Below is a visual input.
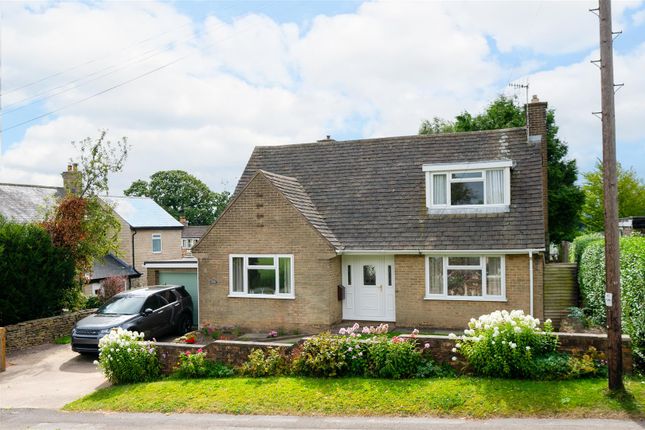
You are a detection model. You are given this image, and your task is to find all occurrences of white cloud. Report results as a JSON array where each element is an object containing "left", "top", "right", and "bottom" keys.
[{"left": 1, "top": 0, "right": 644, "bottom": 194}]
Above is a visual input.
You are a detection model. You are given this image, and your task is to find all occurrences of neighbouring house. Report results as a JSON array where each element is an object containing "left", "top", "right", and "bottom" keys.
[
  {"left": 85, "top": 253, "right": 141, "bottom": 295},
  {"left": 103, "top": 195, "right": 185, "bottom": 287},
  {"left": 619, "top": 216, "right": 645, "bottom": 236},
  {"left": 193, "top": 96, "right": 550, "bottom": 332},
  {"left": 179, "top": 216, "right": 209, "bottom": 258}
]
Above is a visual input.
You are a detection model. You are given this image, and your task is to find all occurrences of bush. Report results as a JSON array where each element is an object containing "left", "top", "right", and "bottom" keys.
[
  {"left": 0, "top": 220, "right": 78, "bottom": 325},
  {"left": 570, "top": 232, "right": 603, "bottom": 266},
  {"left": 415, "top": 358, "right": 456, "bottom": 378},
  {"left": 577, "top": 235, "right": 645, "bottom": 371},
  {"left": 531, "top": 353, "right": 572, "bottom": 380},
  {"left": 98, "top": 276, "right": 125, "bottom": 304},
  {"left": 239, "top": 348, "right": 288, "bottom": 377},
  {"left": 97, "top": 328, "right": 160, "bottom": 384},
  {"left": 454, "top": 310, "right": 558, "bottom": 379},
  {"left": 292, "top": 332, "right": 354, "bottom": 377},
  {"left": 366, "top": 336, "right": 422, "bottom": 379},
  {"left": 292, "top": 326, "right": 424, "bottom": 379},
  {"left": 174, "top": 349, "right": 234, "bottom": 379},
  {"left": 569, "top": 346, "right": 608, "bottom": 378}
]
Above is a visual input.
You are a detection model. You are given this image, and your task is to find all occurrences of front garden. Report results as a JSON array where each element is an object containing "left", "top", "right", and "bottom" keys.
[{"left": 67, "top": 310, "right": 645, "bottom": 418}]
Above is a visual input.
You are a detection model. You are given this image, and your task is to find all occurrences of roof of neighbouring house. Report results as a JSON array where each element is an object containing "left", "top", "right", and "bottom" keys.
[
  {"left": 102, "top": 196, "right": 183, "bottom": 228},
  {"left": 233, "top": 128, "right": 546, "bottom": 251},
  {"left": 90, "top": 253, "right": 141, "bottom": 282},
  {"left": 0, "top": 183, "right": 64, "bottom": 223},
  {"left": 182, "top": 225, "right": 210, "bottom": 239}
]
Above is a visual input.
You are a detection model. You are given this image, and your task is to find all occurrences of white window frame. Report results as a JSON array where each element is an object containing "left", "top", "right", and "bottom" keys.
[
  {"left": 152, "top": 234, "right": 162, "bottom": 254},
  {"left": 182, "top": 238, "right": 197, "bottom": 249},
  {"left": 424, "top": 255, "right": 506, "bottom": 301},
  {"left": 228, "top": 254, "right": 295, "bottom": 299},
  {"left": 423, "top": 160, "right": 512, "bottom": 213}
]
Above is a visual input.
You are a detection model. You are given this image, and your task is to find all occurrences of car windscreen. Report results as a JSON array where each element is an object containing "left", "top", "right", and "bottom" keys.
[{"left": 97, "top": 295, "right": 146, "bottom": 315}]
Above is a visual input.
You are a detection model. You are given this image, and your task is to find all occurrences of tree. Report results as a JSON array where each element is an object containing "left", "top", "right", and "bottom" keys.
[
  {"left": 0, "top": 219, "right": 77, "bottom": 325},
  {"left": 124, "top": 170, "right": 230, "bottom": 225},
  {"left": 581, "top": 161, "right": 645, "bottom": 232},
  {"left": 419, "top": 95, "right": 585, "bottom": 243},
  {"left": 43, "top": 131, "right": 129, "bottom": 280}
]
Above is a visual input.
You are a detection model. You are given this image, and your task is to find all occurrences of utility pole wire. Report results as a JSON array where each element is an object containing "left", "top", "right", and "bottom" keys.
[
  {"left": 597, "top": 0, "right": 624, "bottom": 392},
  {"left": 0, "top": 13, "right": 271, "bottom": 134},
  {"left": 0, "top": 58, "right": 182, "bottom": 134},
  {"left": 0, "top": 20, "right": 196, "bottom": 97}
]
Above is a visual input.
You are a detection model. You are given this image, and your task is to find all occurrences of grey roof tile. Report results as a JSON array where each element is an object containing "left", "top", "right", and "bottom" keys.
[{"left": 234, "top": 129, "right": 546, "bottom": 251}]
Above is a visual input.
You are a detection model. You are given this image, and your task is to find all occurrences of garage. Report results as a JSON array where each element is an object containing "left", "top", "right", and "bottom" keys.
[{"left": 144, "top": 260, "right": 199, "bottom": 327}]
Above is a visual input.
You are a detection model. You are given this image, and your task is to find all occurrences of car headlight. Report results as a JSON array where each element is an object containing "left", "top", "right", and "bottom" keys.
[
  {"left": 71, "top": 327, "right": 77, "bottom": 336},
  {"left": 98, "top": 328, "right": 111, "bottom": 338}
]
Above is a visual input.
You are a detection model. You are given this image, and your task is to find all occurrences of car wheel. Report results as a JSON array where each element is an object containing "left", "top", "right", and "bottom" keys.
[{"left": 177, "top": 314, "right": 193, "bottom": 335}]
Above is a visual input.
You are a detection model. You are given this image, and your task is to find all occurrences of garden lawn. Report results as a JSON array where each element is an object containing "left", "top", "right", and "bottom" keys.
[{"left": 65, "top": 376, "right": 645, "bottom": 418}]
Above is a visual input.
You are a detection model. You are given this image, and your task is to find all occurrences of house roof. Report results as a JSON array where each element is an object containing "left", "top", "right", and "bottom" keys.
[
  {"left": 0, "top": 183, "right": 64, "bottom": 223},
  {"left": 102, "top": 196, "right": 183, "bottom": 229},
  {"left": 258, "top": 170, "right": 340, "bottom": 248},
  {"left": 182, "top": 225, "right": 210, "bottom": 239},
  {"left": 90, "top": 253, "right": 141, "bottom": 282},
  {"left": 234, "top": 128, "right": 545, "bottom": 251}
]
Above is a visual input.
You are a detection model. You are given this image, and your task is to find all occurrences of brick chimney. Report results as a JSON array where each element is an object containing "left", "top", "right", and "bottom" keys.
[
  {"left": 526, "top": 95, "right": 549, "bottom": 247},
  {"left": 61, "top": 163, "right": 82, "bottom": 196}
]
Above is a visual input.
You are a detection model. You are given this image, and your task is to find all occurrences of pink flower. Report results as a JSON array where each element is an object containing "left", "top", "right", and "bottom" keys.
[
  {"left": 424, "top": 343, "right": 430, "bottom": 349},
  {"left": 411, "top": 328, "right": 419, "bottom": 338},
  {"left": 197, "top": 348, "right": 203, "bottom": 353}
]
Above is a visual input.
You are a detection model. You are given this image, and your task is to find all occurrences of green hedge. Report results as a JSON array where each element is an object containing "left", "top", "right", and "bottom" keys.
[
  {"left": 577, "top": 235, "right": 645, "bottom": 370},
  {"left": 0, "top": 219, "right": 78, "bottom": 325},
  {"left": 569, "top": 232, "right": 604, "bottom": 266}
]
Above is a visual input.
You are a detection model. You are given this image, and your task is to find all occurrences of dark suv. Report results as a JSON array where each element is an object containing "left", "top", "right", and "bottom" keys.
[{"left": 71, "top": 285, "right": 193, "bottom": 354}]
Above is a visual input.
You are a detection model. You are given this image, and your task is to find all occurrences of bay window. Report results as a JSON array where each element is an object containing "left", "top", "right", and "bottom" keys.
[
  {"left": 425, "top": 255, "right": 505, "bottom": 300},
  {"left": 229, "top": 255, "right": 294, "bottom": 298}
]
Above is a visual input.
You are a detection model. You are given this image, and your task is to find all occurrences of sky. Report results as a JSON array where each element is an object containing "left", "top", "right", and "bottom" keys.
[{"left": 1, "top": 0, "right": 644, "bottom": 194}]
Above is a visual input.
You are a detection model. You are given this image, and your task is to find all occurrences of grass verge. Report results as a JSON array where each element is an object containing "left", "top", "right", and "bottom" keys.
[
  {"left": 54, "top": 335, "right": 71, "bottom": 344},
  {"left": 65, "top": 376, "right": 645, "bottom": 418}
]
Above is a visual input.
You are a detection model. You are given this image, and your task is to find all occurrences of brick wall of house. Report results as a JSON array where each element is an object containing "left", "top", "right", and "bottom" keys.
[
  {"left": 194, "top": 174, "right": 341, "bottom": 332},
  {"left": 112, "top": 213, "right": 183, "bottom": 287},
  {"left": 394, "top": 254, "right": 544, "bottom": 329}
]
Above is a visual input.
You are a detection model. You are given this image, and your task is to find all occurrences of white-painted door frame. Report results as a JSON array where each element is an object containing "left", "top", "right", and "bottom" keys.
[{"left": 341, "top": 255, "right": 395, "bottom": 322}]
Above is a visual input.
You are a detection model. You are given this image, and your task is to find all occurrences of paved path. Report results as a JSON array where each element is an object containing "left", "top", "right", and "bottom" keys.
[
  {"left": 0, "top": 409, "right": 644, "bottom": 430},
  {"left": 0, "top": 343, "right": 108, "bottom": 409}
]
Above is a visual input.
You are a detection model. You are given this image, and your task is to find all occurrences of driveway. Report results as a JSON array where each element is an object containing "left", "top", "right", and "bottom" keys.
[{"left": 0, "top": 343, "right": 108, "bottom": 409}]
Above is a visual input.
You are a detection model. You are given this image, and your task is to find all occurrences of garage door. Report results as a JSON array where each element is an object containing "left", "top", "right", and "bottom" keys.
[{"left": 158, "top": 271, "right": 198, "bottom": 326}]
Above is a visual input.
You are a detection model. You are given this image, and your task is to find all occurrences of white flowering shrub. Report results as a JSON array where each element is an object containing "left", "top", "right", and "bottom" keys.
[
  {"left": 453, "top": 310, "right": 557, "bottom": 379},
  {"left": 97, "top": 328, "right": 160, "bottom": 384}
]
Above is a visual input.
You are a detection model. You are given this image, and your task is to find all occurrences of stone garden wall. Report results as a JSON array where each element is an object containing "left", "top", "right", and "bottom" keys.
[
  {"left": 155, "top": 340, "right": 294, "bottom": 374},
  {"left": 404, "top": 332, "right": 633, "bottom": 373},
  {"left": 2, "top": 309, "right": 96, "bottom": 353},
  {"left": 154, "top": 332, "right": 632, "bottom": 375}
]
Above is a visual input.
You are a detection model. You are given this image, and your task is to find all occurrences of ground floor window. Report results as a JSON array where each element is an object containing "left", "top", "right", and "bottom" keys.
[
  {"left": 229, "top": 255, "right": 294, "bottom": 298},
  {"left": 425, "top": 255, "right": 505, "bottom": 300}
]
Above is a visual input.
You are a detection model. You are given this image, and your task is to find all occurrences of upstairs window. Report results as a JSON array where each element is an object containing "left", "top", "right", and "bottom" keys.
[
  {"left": 152, "top": 234, "right": 162, "bottom": 253},
  {"left": 424, "top": 161, "right": 511, "bottom": 213}
]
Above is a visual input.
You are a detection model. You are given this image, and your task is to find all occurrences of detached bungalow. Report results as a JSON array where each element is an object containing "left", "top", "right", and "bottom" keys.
[{"left": 193, "top": 97, "right": 550, "bottom": 331}]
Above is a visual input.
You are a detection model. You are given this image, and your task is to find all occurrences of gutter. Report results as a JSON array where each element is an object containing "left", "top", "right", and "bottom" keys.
[
  {"left": 336, "top": 248, "right": 546, "bottom": 255},
  {"left": 130, "top": 228, "right": 137, "bottom": 290},
  {"left": 529, "top": 250, "right": 534, "bottom": 316}
]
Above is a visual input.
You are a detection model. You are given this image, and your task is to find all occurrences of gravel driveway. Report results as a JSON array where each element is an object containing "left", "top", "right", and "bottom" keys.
[{"left": 0, "top": 343, "right": 108, "bottom": 409}]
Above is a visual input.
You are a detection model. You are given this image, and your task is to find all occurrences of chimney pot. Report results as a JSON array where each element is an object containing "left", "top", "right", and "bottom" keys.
[
  {"left": 72, "top": 163, "right": 78, "bottom": 171},
  {"left": 67, "top": 164, "right": 73, "bottom": 171},
  {"left": 531, "top": 95, "right": 540, "bottom": 103}
]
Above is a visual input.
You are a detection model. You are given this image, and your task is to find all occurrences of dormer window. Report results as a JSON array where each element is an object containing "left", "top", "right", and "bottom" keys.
[{"left": 424, "top": 160, "right": 512, "bottom": 214}]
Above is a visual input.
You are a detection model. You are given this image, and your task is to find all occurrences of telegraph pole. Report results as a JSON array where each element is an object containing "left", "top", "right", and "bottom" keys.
[{"left": 595, "top": 0, "right": 623, "bottom": 392}]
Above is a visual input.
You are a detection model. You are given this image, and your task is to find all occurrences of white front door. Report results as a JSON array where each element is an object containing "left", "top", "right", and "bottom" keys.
[{"left": 342, "top": 255, "right": 395, "bottom": 322}]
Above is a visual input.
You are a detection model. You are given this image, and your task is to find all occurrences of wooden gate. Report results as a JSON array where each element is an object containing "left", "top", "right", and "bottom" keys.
[{"left": 544, "top": 263, "right": 578, "bottom": 329}]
